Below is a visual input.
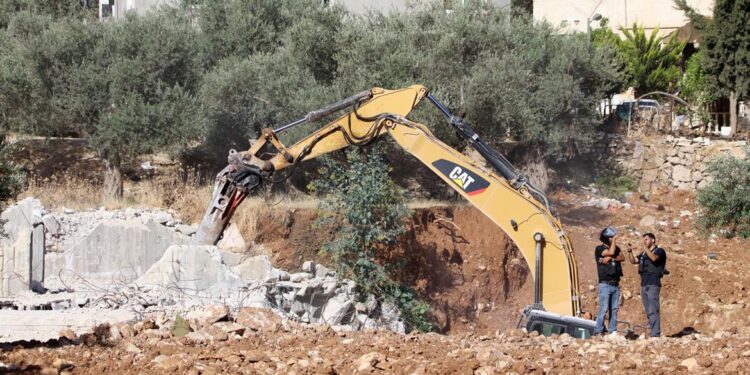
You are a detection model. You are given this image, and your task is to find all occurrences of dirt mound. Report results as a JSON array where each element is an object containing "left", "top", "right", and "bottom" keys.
[{"left": 248, "top": 206, "right": 531, "bottom": 334}]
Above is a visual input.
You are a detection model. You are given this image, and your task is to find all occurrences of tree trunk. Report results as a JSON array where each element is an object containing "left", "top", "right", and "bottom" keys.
[
  {"left": 730, "top": 91, "right": 738, "bottom": 136},
  {"left": 102, "top": 156, "right": 123, "bottom": 202},
  {"left": 512, "top": 147, "right": 550, "bottom": 191}
]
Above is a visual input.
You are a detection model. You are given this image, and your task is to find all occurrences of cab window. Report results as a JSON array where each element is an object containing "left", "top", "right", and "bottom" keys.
[
  {"left": 570, "top": 326, "right": 592, "bottom": 339},
  {"left": 529, "top": 321, "right": 566, "bottom": 336}
]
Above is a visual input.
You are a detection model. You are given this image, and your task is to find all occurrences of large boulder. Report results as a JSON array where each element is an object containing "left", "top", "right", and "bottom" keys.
[{"left": 321, "top": 293, "right": 354, "bottom": 325}]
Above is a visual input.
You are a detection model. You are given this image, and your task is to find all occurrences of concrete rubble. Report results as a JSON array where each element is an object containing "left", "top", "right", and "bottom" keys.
[{"left": 0, "top": 200, "right": 405, "bottom": 343}]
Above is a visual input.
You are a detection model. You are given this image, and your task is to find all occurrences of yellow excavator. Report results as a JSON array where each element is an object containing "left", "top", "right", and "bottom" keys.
[{"left": 195, "top": 85, "right": 595, "bottom": 338}]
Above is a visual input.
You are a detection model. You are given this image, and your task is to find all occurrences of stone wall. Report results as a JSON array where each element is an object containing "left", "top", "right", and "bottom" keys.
[{"left": 611, "top": 136, "right": 748, "bottom": 194}]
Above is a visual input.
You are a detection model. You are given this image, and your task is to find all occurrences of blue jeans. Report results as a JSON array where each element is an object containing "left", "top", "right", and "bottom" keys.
[
  {"left": 595, "top": 283, "right": 620, "bottom": 334},
  {"left": 641, "top": 285, "right": 661, "bottom": 337}
]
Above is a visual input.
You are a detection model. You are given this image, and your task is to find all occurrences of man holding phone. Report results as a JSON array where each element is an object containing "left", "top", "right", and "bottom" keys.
[
  {"left": 626, "top": 233, "right": 667, "bottom": 337},
  {"left": 594, "top": 227, "right": 625, "bottom": 335}
]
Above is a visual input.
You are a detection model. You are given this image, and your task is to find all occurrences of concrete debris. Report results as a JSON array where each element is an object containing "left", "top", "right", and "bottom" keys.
[
  {"left": 230, "top": 254, "right": 275, "bottom": 282},
  {"left": 581, "top": 197, "right": 629, "bottom": 210},
  {"left": 0, "top": 199, "right": 406, "bottom": 343},
  {"left": 315, "top": 263, "right": 332, "bottom": 278},
  {"left": 0, "top": 197, "right": 44, "bottom": 247},
  {"left": 321, "top": 294, "right": 354, "bottom": 326},
  {"left": 0, "top": 310, "right": 135, "bottom": 343},
  {"left": 135, "top": 245, "right": 243, "bottom": 296},
  {"left": 302, "top": 260, "right": 314, "bottom": 273},
  {"left": 216, "top": 223, "right": 246, "bottom": 252},
  {"left": 44, "top": 219, "right": 188, "bottom": 291},
  {"left": 175, "top": 224, "right": 197, "bottom": 236}
]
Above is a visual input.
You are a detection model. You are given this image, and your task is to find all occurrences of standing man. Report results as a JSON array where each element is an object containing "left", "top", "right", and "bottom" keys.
[
  {"left": 626, "top": 233, "right": 667, "bottom": 337},
  {"left": 594, "top": 227, "right": 625, "bottom": 335}
]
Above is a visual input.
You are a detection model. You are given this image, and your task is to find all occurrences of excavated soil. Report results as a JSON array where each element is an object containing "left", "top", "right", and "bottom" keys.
[{"left": 247, "top": 189, "right": 750, "bottom": 337}]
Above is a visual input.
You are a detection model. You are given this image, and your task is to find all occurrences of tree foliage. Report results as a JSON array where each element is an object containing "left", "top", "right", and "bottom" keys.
[
  {"left": 0, "top": 134, "right": 24, "bottom": 205},
  {"left": 77, "top": 11, "right": 204, "bottom": 164},
  {"left": 0, "top": 5, "right": 205, "bottom": 198},
  {"left": 697, "top": 151, "right": 750, "bottom": 238},
  {"left": 702, "top": 0, "right": 750, "bottom": 102},
  {"left": 310, "top": 148, "right": 432, "bottom": 332},
  {"left": 331, "top": 4, "right": 622, "bottom": 161},
  {"left": 0, "top": 0, "right": 93, "bottom": 29},
  {"left": 618, "top": 23, "right": 685, "bottom": 96},
  {"left": 678, "top": 50, "right": 716, "bottom": 104},
  {"left": 675, "top": 0, "right": 749, "bottom": 101}
]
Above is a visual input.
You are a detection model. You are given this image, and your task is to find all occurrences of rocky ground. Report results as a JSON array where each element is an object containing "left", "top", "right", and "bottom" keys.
[
  {"left": 1, "top": 307, "right": 749, "bottom": 374},
  {"left": 556, "top": 189, "right": 750, "bottom": 336}
]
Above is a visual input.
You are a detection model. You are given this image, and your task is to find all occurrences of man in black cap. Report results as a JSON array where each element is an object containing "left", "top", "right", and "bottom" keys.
[
  {"left": 594, "top": 227, "right": 625, "bottom": 335},
  {"left": 626, "top": 232, "right": 667, "bottom": 337}
]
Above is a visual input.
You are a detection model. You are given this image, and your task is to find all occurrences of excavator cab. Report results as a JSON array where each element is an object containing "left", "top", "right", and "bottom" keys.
[{"left": 520, "top": 308, "right": 596, "bottom": 339}]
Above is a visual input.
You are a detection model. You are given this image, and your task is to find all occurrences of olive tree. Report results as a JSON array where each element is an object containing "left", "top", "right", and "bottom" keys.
[
  {"left": 73, "top": 10, "right": 204, "bottom": 199},
  {"left": 332, "top": 4, "right": 622, "bottom": 187}
]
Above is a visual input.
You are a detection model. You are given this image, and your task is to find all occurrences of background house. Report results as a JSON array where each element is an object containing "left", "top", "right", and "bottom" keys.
[
  {"left": 331, "top": 0, "right": 511, "bottom": 14},
  {"left": 97, "top": 0, "right": 516, "bottom": 20},
  {"left": 98, "top": 0, "right": 179, "bottom": 20},
  {"left": 532, "top": 0, "right": 713, "bottom": 37}
]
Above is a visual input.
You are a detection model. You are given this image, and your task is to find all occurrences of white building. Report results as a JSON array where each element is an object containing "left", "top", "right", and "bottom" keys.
[
  {"left": 532, "top": 0, "right": 713, "bottom": 37},
  {"left": 98, "top": 0, "right": 179, "bottom": 20},
  {"left": 98, "top": 0, "right": 514, "bottom": 21},
  {"left": 331, "top": 0, "right": 512, "bottom": 14}
]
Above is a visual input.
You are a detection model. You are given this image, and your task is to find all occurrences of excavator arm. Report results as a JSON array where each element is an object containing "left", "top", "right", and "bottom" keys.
[{"left": 195, "top": 85, "right": 582, "bottom": 318}]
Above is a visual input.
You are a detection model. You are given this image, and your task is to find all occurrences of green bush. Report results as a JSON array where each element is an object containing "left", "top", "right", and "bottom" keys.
[
  {"left": 310, "top": 147, "right": 433, "bottom": 332},
  {"left": 697, "top": 152, "right": 750, "bottom": 238}
]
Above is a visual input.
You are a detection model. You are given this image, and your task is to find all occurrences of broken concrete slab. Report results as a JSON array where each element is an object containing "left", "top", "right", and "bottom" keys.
[
  {"left": 0, "top": 309, "right": 135, "bottom": 343},
  {"left": 1, "top": 229, "right": 31, "bottom": 297},
  {"left": 0, "top": 198, "right": 43, "bottom": 247},
  {"left": 135, "top": 245, "right": 243, "bottom": 297},
  {"left": 231, "top": 255, "right": 275, "bottom": 282},
  {"left": 41, "top": 214, "right": 61, "bottom": 238},
  {"left": 44, "top": 219, "right": 188, "bottom": 290},
  {"left": 315, "top": 263, "right": 331, "bottom": 278},
  {"left": 216, "top": 223, "right": 246, "bottom": 253},
  {"left": 30, "top": 224, "right": 45, "bottom": 293},
  {"left": 322, "top": 293, "right": 354, "bottom": 326}
]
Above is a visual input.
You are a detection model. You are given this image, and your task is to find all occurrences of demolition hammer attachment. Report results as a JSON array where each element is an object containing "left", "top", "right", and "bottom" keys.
[{"left": 193, "top": 150, "right": 264, "bottom": 245}]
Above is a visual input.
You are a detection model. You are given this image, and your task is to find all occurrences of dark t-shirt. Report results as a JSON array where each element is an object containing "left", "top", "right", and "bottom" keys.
[
  {"left": 595, "top": 245, "right": 623, "bottom": 283},
  {"left": 639, "top": 247, "right": 667, "bottom": 287}
]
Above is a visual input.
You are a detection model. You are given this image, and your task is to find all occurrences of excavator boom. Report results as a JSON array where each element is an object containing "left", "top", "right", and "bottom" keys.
[{"left": 195, "top": 85, "right": 582, "bottom": 319}]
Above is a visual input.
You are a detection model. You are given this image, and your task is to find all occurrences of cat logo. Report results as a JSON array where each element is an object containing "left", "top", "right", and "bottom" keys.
[{"left": 432, "top": 159, "right": 489, "bottom": 196}]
